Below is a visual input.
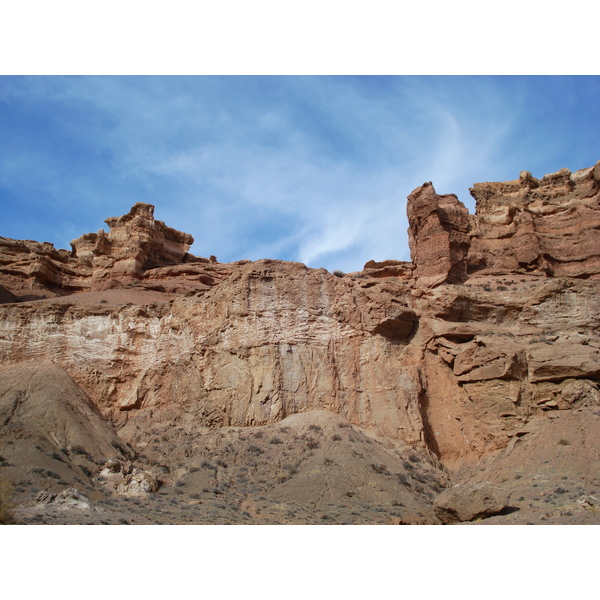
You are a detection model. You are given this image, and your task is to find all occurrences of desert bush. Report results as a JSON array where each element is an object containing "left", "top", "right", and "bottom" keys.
[
  {"left": 269, "top": 437, "right": 283, "bottom": 445},
  {"left": 247, "top": 445, "right": 264, "bottom": 454},
  {"left": 69, "top": 446, "right": 92, "bottom": 457},
  {"left": 411, "top": 472, "right": 429, "bottom": 485},
  {"left": 284, "top": 461, "right": 300, "bottom": 475},
  {"left": 306, "top": 438, "right": 320, "bottom": 450},
  {"left": 396, "top": 473, "right": 409, "bottom": 485},
  {"left": 48, "top": 451, "right": 66, "bottom": 463},
  {"left": 308, "top": 424, "right": 322, "bottom": 432},
  {"left": 0, "top": 479, "right": 15, "bottom": 524},
  {"left": 558, "top": 439, "right": 571, "bottom": 446},
  {"left": 333, "top": 270, "right": 344, "bottom": 277},
  {"left": 31, "top": 467, "right": 61, "bottom": 480},
  {"left": 331, "top": 434, "right": 342, "bottom": 441},
  {"left": 370, "top": 463, "right": 390, "bottom": 475},
  {"left": 79, "top": 465, "right": 93, "bottom": 478}
]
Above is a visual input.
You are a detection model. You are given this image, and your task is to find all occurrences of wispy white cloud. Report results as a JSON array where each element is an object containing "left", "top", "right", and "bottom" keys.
[{"left": 0, "top": 76, "right": 597, "bottom": 272}]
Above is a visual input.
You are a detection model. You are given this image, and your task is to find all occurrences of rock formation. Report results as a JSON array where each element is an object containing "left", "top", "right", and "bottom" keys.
[
  {"left": 433, "top": 482, "right": 511, "bottom": 524},
  {"left": 71, "top": 202, "right": 195, "bottom": 287},
  {"left": 407, "top": 182, "right": 471, "bottom": 287},
  {"left": 1, "top": 160, "right": 599, "bottom": 525},
  {"left": 407, "top": 163, "right": 600, "bottom": 284},
  {"left": 0, "top": 202, "right": 223, "bottom": 300},
  {"left": 468, "top": 165, "right": 600, "bottom": 278}
]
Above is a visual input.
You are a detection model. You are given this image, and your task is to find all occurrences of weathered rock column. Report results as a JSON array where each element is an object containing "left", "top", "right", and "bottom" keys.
[{"left": 407, "top": 182, "right": 471, "bottom": 287}]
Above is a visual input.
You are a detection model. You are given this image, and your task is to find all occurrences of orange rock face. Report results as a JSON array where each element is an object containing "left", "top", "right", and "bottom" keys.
[
  {"left": 407, "top": 183, "right": 471, "bottom": 288},
  {"left": 71, "top": 202, "right": 196, "bottom": 289},
  {"left": 468, "top": 164, "right": 600, "bottom": 278},
  {"left": 1, "top": 161, "right": 599, "bottom": 524},
  {"left": 406, "top": 162, "right": 600, "bottom": 286},
  {"left": 0, "top": 202, "right": 226, "bottom": 300}
]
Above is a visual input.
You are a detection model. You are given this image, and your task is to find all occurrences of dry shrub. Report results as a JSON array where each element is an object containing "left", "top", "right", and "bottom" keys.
[{"left": 0, "top": 479, "right": 15, "bottom": 524}]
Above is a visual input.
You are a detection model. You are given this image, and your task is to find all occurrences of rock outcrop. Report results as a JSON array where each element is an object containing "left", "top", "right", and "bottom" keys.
[
  {"left": 407, "top": 183, "right": 471, "bottom": 288},
  {"left": 71, "top": 202, "right": 195, "bottom": 287},
  {"left": 433, "top": 482, "right": 511, "bottom": 523},
  {"left": 0, "top": 202, "right": 226, "bottom": 300},
  {"left": 468, "top": 164, "right": 600, "bottom": 278},
  {"left": 406, "top": 162, "right": 600, "bottom": 287},
  {"left": 1, "top": 160, "right": 599, "bottom": 524}
]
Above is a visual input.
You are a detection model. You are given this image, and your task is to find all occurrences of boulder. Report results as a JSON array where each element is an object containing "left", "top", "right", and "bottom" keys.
[
  {"left": 433, "top": 482, "right": 511, "bottom": 523},
  {"left": 52, "top": 488, "right": 94, "bottom": 511},
  {"left": 453, "top": 338, "right": 525, "bottom": 382},
  {"left": 116, "top": 471, "right": 160, "bottom": 496},
  {"left": 528, "top": 344, "right": 600, "bottom": 382}
]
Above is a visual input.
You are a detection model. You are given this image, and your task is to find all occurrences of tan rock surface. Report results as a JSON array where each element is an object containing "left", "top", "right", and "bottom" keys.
[
  {"left": 433, "top": 482, "right": 511, "bottom": 523},
  {"left": 0, "top": 203, "right": 230, "bottom": 300},
  {"left": 468, "top": 162, "right": 600, "bottom": 278},
  {"left": 1, "top": 161, "right": 599, "bottom": 524},
  {"left": 407, "top": 182, "right": 471, "bottom": 287}
]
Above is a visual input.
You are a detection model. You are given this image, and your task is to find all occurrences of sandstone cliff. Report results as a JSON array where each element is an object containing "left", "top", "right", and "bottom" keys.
[{"left": 1, "top": 161, "right": 599, "bottom": 525}]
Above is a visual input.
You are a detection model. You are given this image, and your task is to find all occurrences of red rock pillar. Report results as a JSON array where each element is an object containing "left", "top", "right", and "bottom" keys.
[{"left": 407, "top": 182, "right": 471, "bottom": 287}]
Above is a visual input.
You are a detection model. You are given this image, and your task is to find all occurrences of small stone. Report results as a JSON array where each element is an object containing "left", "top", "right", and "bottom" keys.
[{"left": 542, "top": 401, "right": 559, "bottom": 410}]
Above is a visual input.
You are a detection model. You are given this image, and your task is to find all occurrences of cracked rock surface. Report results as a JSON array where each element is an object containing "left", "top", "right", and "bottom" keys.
[{"left": 1, "top": 161, "right": 599, "bottom": 524}]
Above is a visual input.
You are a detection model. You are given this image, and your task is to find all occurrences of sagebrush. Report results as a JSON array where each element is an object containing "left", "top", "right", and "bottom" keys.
[{"left": 0, "top": 478, "right": 15, "bottom": 524}]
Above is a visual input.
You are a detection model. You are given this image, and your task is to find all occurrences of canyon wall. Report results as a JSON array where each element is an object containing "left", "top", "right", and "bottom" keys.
[{"left": 1, "top": 162, "right": 599, "bottom": 470}]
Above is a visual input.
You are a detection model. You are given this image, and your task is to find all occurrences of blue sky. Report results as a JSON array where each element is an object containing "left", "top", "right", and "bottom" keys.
[{"left": 0, "top": 76, "right": 598, "bottom": 272}]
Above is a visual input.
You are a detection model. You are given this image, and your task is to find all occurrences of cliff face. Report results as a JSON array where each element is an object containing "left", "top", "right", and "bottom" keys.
[
  {"left": 0, "top": 202, "right": 217, "bottom": 300},
  {"left": 1, "top": 161, "right": 599, "bottom": 525},
  {"left": 468, "top": 164, "right": 600, "bottom": 278},
  {"left": 404, "top": 162, "right": 600, "bottom": 465}
]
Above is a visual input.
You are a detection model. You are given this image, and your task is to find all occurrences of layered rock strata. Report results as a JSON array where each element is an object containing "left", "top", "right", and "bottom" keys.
[
  {"left": 0, "top": 161, "right": 599, "bottom": 524},
  {"left": 406, "top": 162, "right": 600, "bottom": 284},
  {"left": 407, "top": 183, "right": 471, "bottom": 287},
  {"left": 0, "top": 203, "right": 226, "bottom": 300},
  {"left": 468, "top": 164, "right": 600, "bottom": 278}
]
